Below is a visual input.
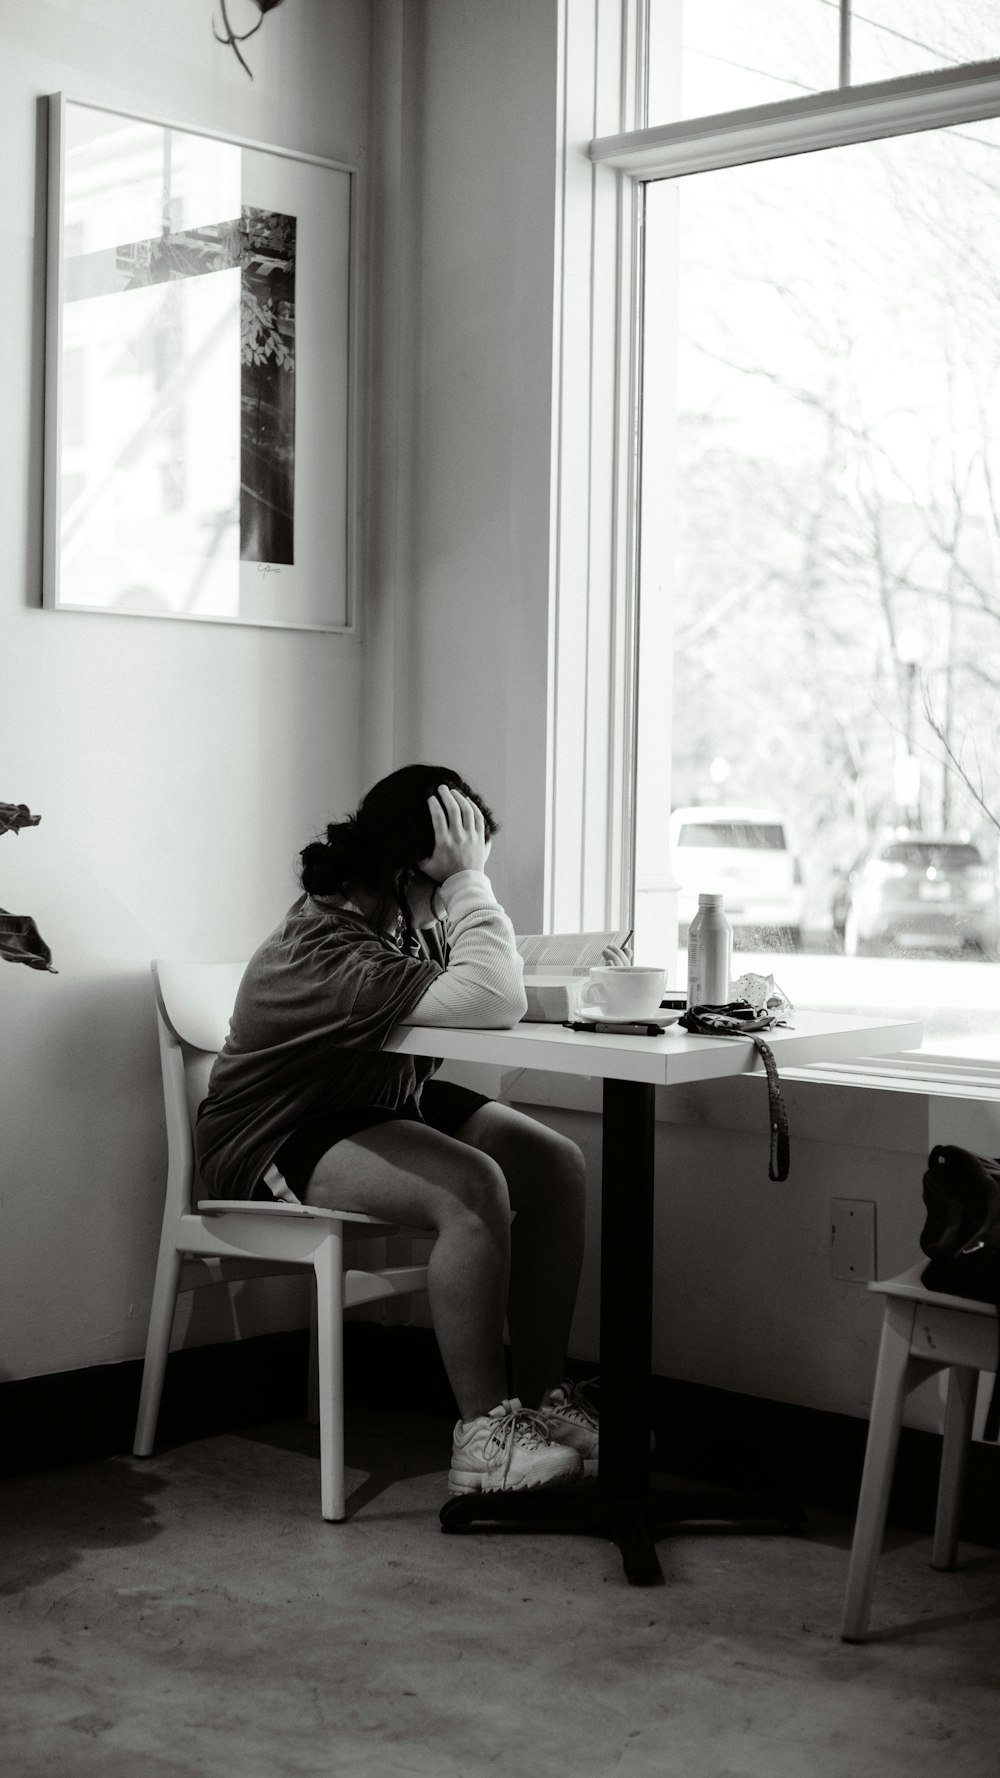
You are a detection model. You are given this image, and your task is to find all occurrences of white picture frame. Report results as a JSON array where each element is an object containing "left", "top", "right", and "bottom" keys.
[{"left": 43, "top": 94, "right": 357, "bottom": 632}]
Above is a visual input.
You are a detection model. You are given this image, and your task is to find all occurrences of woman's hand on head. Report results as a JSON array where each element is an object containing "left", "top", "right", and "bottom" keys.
[{"left": 417, "top": 785, "right": 488, "bottom": 883}]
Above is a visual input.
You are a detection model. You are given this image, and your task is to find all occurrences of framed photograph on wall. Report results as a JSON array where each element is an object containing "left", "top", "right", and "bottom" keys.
[{"left": 43, "top": 94, "right": 356, "bottom": 631}]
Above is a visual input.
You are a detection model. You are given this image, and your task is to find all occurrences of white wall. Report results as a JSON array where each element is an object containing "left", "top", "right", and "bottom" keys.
[
  {"left": 0, "top": 0, "right": 370, "bottom": 1381},
  {"left": 526, "top": 1078, "right": 942, "bottom": 1428},
  {"left": 365, "top": 0, "right": 557, "bottom": 932}
]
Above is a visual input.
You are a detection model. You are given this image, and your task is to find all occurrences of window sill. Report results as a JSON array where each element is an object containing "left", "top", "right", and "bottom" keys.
[
  {"left": 500, "top": 1050, "right": 1000, "bottom": 1113},
  {"left": 784, "top": 1054, "right": 1000, "bottom": 1101}
]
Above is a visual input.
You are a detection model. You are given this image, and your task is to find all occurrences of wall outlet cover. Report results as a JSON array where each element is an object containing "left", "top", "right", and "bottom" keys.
[{"left": 830, "top": 1198, "right": 877, "bottom": 1282}]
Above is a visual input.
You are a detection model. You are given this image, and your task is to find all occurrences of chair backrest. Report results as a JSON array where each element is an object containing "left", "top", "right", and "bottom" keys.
[{"left": 152, "top": 959, "right": 247, "bottom": 1215}]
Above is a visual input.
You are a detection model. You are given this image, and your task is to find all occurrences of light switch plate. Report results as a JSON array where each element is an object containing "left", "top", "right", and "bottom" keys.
[{"left": 830, "top": 1198, "right": 877, "bottom": 1281}]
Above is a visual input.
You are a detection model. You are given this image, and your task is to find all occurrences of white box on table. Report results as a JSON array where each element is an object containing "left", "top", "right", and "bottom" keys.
[{"left": 521, "top": 974, "right": 585, "bottom": 1023}]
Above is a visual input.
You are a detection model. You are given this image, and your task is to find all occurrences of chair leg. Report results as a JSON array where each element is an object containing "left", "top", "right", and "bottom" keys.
[
  {"left": 133, "top": 1245, "right": 183, "bottom": 1457},
  {"left": 307, "top": 1281, "right": 320, "bottom": 1427},
  {"left": 932, "top": 1365, "right": 977, "bottom": 1571},
  {"left": 313, "top": 1228, "right": 346, "bottom": 1522},
  {"left": 842, "top": 1300, "right": 922, "bottom": 1642}
]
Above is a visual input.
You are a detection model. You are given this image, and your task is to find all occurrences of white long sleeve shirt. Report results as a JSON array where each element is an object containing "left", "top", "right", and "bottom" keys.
[{"left": 406, "top": 869, "right": 527, "bottom": 1026}]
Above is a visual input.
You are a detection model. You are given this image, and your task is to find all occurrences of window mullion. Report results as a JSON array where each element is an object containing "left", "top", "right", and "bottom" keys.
[{"left": 839, "top": 0, "right": 852, "bottom": 89}]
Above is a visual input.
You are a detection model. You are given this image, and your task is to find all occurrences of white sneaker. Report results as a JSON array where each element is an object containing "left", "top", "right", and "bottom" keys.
[
  {"left": 448, "top": 1397, "right": 584, "bottom": 1495},
  {"left": 538, "top": 1379, "right": 599, "bottom": 1479}
]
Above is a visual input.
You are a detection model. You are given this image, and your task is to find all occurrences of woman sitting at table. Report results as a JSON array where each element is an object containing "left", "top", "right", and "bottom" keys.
[{"left": 196, "top": 764, "right": 599, "bottom": 1497}]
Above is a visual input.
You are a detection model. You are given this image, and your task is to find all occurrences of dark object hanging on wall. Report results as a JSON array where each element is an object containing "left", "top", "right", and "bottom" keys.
[
  {"left": 214, "top": 0, "right": 286, "bottom": 81},
  {"left": 0, "top": 804, "right": 55, "bottom": 972}
]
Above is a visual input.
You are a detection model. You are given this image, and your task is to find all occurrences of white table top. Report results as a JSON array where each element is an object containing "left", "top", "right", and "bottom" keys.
[{"left": 388, "top": 1009, "right": 924, "bottom": 1085}]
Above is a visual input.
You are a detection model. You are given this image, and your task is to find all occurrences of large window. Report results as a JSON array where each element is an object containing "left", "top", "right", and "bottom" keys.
[
  {"left": 654, "top": 0, "right": 1000, "bottom": 115},
  {"left": 624, "top": 8, "right": 1000, "bottom": 1063}
]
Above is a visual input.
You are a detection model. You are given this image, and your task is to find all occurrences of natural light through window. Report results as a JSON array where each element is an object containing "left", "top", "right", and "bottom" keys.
[
  {"left": 639, "top": 114, "right": 1000, "bottom": 1062},
  {"left": 652, "top": 0, "right": 1000, "bottom": 120}
]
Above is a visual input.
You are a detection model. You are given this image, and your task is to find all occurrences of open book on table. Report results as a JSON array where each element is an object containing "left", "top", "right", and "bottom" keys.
[
  {"left": 513, "top": 930, "right": 634, "bottom": 1022},
  {"left": 514, "top": 930, "right": 633, "bottom": 974}
]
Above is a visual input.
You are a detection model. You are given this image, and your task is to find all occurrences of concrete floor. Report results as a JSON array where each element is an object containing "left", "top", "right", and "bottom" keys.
[{"left": 2, "top": 1409, "right": 999, "bottom": 1778}]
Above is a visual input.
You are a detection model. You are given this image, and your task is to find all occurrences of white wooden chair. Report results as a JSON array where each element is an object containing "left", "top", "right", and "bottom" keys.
[
  {"left": 842, "top": 1264, "right": 998, "bottom": 1640},
  {"left": 134, "top": 959, "right": 429, "bottom": 1521}
]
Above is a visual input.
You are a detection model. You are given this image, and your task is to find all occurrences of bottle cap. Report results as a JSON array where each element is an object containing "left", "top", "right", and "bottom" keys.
[{"left": 698, "top": 892, "right": 724, "bottom": 906}]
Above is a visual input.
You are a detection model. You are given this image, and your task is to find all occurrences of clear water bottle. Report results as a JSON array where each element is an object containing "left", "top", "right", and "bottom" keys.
[{"left": 686, "top": 893, "right": 732, "bottom": 1008}]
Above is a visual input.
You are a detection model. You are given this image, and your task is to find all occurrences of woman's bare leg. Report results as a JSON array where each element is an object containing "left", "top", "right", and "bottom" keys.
[
  {"left": 453, "top": 1103, "right": 587, "bottom": 1409},
  {"left": 303, "top": 1121, "right": 511, "bottom": 1421}
]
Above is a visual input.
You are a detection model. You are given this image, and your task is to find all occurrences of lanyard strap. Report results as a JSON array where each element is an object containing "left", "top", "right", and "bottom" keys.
[
  {"left": 679, "top": 1005, "right": 791, "bottom": 1182},
  {"left": 751, "top": 1036, "right": 789, "bottom": 1183}
]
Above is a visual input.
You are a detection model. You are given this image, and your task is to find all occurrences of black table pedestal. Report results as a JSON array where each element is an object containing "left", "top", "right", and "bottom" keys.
[
  {"left": 439, "top": 1487, "right": 805, "bottom": 1585},
  {"left": 439, "top": 1077, "right": 802, "bottom": 1584}
]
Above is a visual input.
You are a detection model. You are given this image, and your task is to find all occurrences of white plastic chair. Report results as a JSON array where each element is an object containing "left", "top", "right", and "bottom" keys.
[
  {"left": 134, "top": 959, "right": 430, "bottom": 1520},
  {"left": 841, "top": 1264, "right": 998, "bottom": 1640}
]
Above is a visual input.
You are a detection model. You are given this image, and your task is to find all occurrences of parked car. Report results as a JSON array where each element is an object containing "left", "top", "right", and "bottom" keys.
[
  {"left": 668, "top": 805, "right": 806, "bottom": 947},
  {"left": 836, "top": 832, "right": 1000, "bottom": 957}
]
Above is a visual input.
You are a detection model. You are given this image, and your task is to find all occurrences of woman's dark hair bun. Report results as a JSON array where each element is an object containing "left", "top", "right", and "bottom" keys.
[{"left": 299, "top": 818, "right": 364, "bottom": 896}]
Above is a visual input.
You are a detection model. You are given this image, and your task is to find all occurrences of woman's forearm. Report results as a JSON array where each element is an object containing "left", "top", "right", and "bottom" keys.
[{"left": 405, "top": 869, "right": 527, "bottom": 1027}]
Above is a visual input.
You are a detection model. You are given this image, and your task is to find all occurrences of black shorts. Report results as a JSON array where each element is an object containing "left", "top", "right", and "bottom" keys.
[{"left": 254, "top": 1079, "right": 492, "bottom": 1202}]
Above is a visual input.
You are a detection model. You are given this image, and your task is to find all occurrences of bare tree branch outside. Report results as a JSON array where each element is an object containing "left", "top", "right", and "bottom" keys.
[{"left": 639, "top": 1, "right": 1000, "bottom": 1057}]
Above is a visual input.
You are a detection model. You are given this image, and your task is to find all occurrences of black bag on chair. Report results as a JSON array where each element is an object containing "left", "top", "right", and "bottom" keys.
[{"left": 919, "top": 1144, "right": 1000, "bottom": 1440}]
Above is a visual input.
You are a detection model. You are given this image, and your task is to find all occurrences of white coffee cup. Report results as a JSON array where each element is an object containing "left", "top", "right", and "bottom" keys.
[{"left": 578, "top": 966, "right": 668, "bottom": 1021}]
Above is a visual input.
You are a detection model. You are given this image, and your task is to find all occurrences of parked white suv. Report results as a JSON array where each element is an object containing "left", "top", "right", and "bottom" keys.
[{"left": 669, "top": 806, "right": 806, "bottom": 947}]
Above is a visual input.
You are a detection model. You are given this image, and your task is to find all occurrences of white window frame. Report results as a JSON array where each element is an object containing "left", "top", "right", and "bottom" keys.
[
  {"left": 547, "top": 5, "right": 1000, "bottom": 1091},
  {"left": 546, "top": 0, "right": 649, "bottom": 938},
  {"left": 591, "top": 54, "right": 1000, "bottom": 178}
]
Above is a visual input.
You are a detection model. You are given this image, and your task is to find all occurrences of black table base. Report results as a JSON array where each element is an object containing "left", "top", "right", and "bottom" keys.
[
  {"left": 439, "top": 1076, "right": 803, "bottom": 1585},
  {"left": 440, "top": 1487, "right": 805, "bottom": 1586}
]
